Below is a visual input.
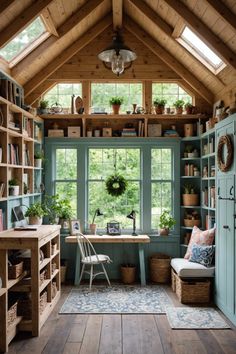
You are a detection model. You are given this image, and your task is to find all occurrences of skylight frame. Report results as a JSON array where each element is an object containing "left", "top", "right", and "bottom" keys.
[
  {"left": 0, "top": 16, "right": 50, "bottom": 68},
  {"left": 177, "top": 26, "right": 226, "bottom": 75}
]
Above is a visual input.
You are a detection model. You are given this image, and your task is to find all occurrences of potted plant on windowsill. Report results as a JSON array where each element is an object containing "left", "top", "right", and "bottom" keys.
[
  {"left": 173, "top": 99, "right": 185, "bottom": 114},
  {"left": 185, "top": 102, "right": 194, "bottom": 115},
  {"left": 25, "top": 202, "right": 45, "bottom": 225},
  {"left": 9, "top": 178, "right": 20, "bottom": 196},
  {"left": 153, "top": 98, "right": 167, "bottom": 114},
  {"left": 159, "top": 210, "right": 176, "bottom": 236},
  {"left": 57, "top": 198, "right": 73, "bottom": 231},
  {"left": 182, "top": 184, "right": 199, "bottom": 206},
  {"left": 37, "top": 99, "right": 49, "bottom": 115},
  {"left": 34, "top": 150, "right": 44, "bottom": 168},
  {"left": 109, "top": 96, "right": 124, "bottom": 114}
]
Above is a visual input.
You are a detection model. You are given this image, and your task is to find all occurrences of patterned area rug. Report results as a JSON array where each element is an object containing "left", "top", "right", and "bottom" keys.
[
  {"left": 60, "top": 285, "right": 173, "bottom": 314},
  {"left": 166, "top": 307, "right": 231, "bottom": 329}
]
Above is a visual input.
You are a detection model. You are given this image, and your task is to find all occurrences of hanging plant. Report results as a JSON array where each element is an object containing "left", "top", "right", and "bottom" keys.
[{"left": 105, "top": 174, "right": 127, "bottom": 197}]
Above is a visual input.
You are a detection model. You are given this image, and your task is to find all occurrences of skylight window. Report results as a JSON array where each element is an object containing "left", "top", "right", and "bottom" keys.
[
  {"left": 0, "top": 17, "right": 47, "bottom": 64},
  {"left": 178, "top": 26, "right": 225, "bottom": 74}
]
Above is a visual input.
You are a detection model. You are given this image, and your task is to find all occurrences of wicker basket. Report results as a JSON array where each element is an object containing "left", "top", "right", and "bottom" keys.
[
  {"left": 8, "top": 301, "right": 18, "bottom": 326},
  {"left": 174, "top": 271, "right": 211, "bottom": 303},
  {"left": 184, "top": 219, "right": 201, "bottom": 227},
  {"left": 182, "top": 194, "right": 199, "bottom": 206},
  {"left": 51, "top": 244, "right": 57, "bottom": 255},
  {"left": 171, "top": 269, "right": 176, "bottom": 292},
  {"left": 39, "top": 270, "right": 46, "bottom": 286},
  {"left": 150, "top": 253, "right": 171, "bottom": 283},
  {"left": 52, "top": 282, "right": 57, "bottom": 299},
  {"left": 121, "top": 265, "right": 136, "bottom": 284},
  {"left": 52, "top": 263, "right": 57, "bottom": 274},
  {"left": 8, "top": 261, "right": 23, "bottom": 279},
  {"left": 61, "top": 265, "right": 67, "bottom": 283},
  {"left": 39, "top": 292, "right": 47, "bottom": 315}
]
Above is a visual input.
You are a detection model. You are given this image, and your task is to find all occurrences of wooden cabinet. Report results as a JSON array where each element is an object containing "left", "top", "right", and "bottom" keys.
[
  {"left": 215, "top": 114, "right": 236, "bottom": 326},
  {"left": 0, "top": 225, "right": 61, "bottom": 352}
]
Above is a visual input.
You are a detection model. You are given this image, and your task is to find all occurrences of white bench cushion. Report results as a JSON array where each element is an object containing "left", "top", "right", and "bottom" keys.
[{"left": 171, "top": 258, "right": 215, "bottom": 278}]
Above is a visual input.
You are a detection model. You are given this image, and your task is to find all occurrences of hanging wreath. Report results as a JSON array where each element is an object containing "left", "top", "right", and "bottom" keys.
[
  {"left": 105, "top": 174, "right": 127, "bottom": 197},
  {"left": 217, "top": 135, "right": 233, "bottom": 172}
]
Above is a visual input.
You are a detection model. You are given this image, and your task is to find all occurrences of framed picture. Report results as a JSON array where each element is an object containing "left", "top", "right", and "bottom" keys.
[
  {"left": 107, "top": 221, "right": 121, "bottom": 235},
  {"left": 70, "top": 219, "right": 81, "bottom": 235}
]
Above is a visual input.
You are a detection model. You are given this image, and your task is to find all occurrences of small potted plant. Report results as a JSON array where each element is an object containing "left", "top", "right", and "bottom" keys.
[
  {"left": 159, "top": 210, "right": 176, "bottom": 236},
  {"left": 182, "top": 184, "right": 199, "bottom": 206},
  {"left": 25, "top": 202, "right": 45, "bottom": 225},
  {"left": 34, "top": 150, "right": 44, "bottom": 168},
  {"left": 38, "top": 99, "right": 49, "bottom": 115},
  {"left": 184, "top": 145, "right": 194, "bottom": 158},
  {"left": 9, "top": 178, "right": 20, "bottom": 196},
  {"left": 57, "top": 198, "right": 73, "bottom": 230},
  {"left": 173, "top": 99, "right": 185, "bottom": 114},
  {"left": 185, "top": 102, "right": 194, "bottom": 115},
  {"left": 109, "top": 96, "right": 124, "bottom": 114},
  {"left": 153, "top": 98, "right": 167, "bottom": 114}
]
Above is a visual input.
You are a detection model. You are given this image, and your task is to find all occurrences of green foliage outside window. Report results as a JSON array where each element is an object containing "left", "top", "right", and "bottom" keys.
[
  {"left": 44, "top": 83, "right": 82, "bottom": 110},
  {"left": 152, "top": 83, "right": 192, "bottom": 108}
]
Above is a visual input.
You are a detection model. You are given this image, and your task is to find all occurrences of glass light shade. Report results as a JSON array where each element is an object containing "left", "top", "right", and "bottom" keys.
[{"left": 111, "top": 54, "right": 124, "bottom": 75}]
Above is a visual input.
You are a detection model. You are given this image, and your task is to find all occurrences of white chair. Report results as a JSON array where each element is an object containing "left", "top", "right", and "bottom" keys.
[{"left": 76, "top": 232, "right": 112, "bottom": 290}]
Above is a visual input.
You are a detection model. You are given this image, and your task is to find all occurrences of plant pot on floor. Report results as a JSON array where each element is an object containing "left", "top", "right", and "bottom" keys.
[
  {"left": 121, "top": 264, "right": 136, "bottom": 284},
  {"left": 182, "top": 194, "right": 199, "bottom": 206}
]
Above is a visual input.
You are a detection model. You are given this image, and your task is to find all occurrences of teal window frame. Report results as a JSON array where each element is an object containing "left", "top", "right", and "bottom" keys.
[{"left": 44, "top": 139, "right": 180, "bottom": 235}]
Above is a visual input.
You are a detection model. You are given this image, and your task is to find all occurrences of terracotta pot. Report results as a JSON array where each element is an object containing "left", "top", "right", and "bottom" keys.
[
  {"left": 176, "top": 107, "right": 183, "bottom": 114},
  {"left": 90, "top": 223, "right": 97, "bottom": 235},
  {"left": 155, "top": 105, "right": 165, "bottom": 114},
  {"left": 182, "top": 194, "right": 199, "bottom": 206},
  {"left": 28, "top": 216, "right": 42, "bottom": 225},
  {"left": 112, "top": 104, "right": 120, "bottom": 115},
  {"left": 185, "top": 106, "right": 193, "bottom": 114},
  {"left": 159, "top": 228, "right": 169, "bottom": 236},
  {"left": 121, "top": 265, "right": 136, "bottom": 284}
]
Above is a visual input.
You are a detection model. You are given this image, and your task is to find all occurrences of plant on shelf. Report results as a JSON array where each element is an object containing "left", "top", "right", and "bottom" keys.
[
  {"left": 109, "top": 96, "right": 124, "bottom": 114},
  {"left": 38, "top": 99, "right": 49, "bottom": 115},
  {"left": 184, "top": 210, "right": 200, "bottom": 228},
  {"left": 153, "top": 98, "right": 167, "bottom": 114},
  {"left": 185, "top": 102, "right": 194, "bottom": 114},
  {"left": 25, "top": 202, "right": 46, "bottom": 225},
  {"left": 43, "top": 195, "right": 73, "bottom": 227},
  {"left": 8, "top": 178, "right": 20, "bottom": 196},
  {"left": 184, "top": 145, "right": 193, "bottom": 158},
  {"left": 173, "top": 99, "right": 185, "bottom": 114},
  {"left": 182, "top": 184, "right": 199, "bottom": 206},
  {"left": 158, "top": 210, "right": 176, "bottom": 236},
  {"left": 34, "top": 150, "right": 44, "bottom": 168}
]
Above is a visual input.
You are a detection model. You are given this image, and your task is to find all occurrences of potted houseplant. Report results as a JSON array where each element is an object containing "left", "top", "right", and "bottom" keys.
[
  {"left": 34, "top": 150, "right": 44, "bottom": 168},
  {"left": 153, "top": 98, "right": 167, "bottom": 114},
  {"left": 38, "top": 99, "right": 49, "bottom": 115},
  {"left": 43, "top": 194, "right": 61, "bottom": 224},
  {"left": 184, "top": 145, "right": 194, "bottom": 158},
  {"left": 185, "top": 102, "right": 194, "bottom": 115},
  {"left": 159, "top": 210, "right": 176, "bottom": 236},
  {"left": 182, "top": 184, "right": 199, "bottom": 206},
  {"left": 25, "top": 202, "right": 45, "bottom": 225},
  {"left": 9, "top": 178, "right": 20, "bottom": 196},
  {"left": 57, "top": 198, "right": 73, "bottom": 230},
  {"left": 109, "top": 96, "right": 124, "bottom": 114},
  {"left": 173, "top": 99, "right": 185, "bottom": 114}
]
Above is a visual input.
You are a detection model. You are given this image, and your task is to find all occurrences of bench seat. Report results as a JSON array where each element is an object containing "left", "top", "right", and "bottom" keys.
[{"left": 171, "top": 258, "right": 215, "bottom": 278}]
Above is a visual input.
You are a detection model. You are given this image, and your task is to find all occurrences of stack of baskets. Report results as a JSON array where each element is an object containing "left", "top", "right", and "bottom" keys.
[
  {"left": 149, "top": 253, "right": 171, "bottom": 283},
  {"left": 8, "top": 261, "right": 23, "bottom": 279},
  {"left": 7, "top": 301, "right": 18, "bottom": 326}
]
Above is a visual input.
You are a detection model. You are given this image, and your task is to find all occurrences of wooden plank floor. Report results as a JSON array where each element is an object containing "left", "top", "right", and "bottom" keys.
[{"left": 8, "top": 285, "right": 236, "bottom": 354}]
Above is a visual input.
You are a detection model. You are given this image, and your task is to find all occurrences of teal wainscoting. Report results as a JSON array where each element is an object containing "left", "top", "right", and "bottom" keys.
[{"left": 60, "top": 234, "right": 180, "bottom": 281}]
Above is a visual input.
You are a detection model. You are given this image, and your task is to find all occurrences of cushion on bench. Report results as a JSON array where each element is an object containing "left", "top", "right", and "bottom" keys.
[{"left": 171, "top": 258, "right": 215, "bottom": 278}]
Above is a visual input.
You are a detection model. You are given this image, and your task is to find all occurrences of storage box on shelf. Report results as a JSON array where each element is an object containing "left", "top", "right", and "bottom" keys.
[{"left": 0, "top": 225, "right": 61, "bottom": 353}]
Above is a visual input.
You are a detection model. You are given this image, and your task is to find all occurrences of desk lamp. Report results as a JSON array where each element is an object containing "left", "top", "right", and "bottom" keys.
[{"left": 127, "top": 210, "right": 137, "bottom": 236}]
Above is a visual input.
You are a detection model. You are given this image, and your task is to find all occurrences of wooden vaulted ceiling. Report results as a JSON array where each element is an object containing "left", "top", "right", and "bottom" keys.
[{"left": 0, "top": 0, "right": 236, "bottom": 106}]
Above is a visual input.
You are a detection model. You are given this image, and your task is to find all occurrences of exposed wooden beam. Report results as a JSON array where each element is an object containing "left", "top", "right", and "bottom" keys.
[
  {"left": 205, "top": 0, "right": 236, "bottom": 33},
  {"left": 24, "top": 15, "right": 112, "bottom": 97},
  {"left": 128, "top": 0, "right": 172, "bottom": 36},
  {"left": 0, "top": 0, "right": 54, "bottom": 48},
  {"left": 25, "top": 80, "right": 56, "bottom": 106},
  {"left": 0, "top": 0, "right": 16, "bottom": 14},
  {"left": 12, "top": 0, "right": 104, "bottom": 78},
  {"left": 112, "top": 0, "right": 123, "bottom": 30},
  {"left": 124, "top": 16, "right": 213, "bottom": 104},
  {"left": 164, "top": 0, "right": 236, "bottom": 70},
  {"left": 41, "top": 8, "right": 59, "bottom": 37}
]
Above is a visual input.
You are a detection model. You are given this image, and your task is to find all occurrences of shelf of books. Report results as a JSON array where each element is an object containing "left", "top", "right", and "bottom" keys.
[{"left": 0, "top": 96, "right": 44, "bottom": 230}]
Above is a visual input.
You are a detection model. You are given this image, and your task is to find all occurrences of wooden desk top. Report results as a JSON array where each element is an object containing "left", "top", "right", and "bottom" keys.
[
  {"left": 65, "top": 234, "right": 150, "bottom": 244},
  {"left": 0, "top": 225, "right": 61, "bottom": 241}
]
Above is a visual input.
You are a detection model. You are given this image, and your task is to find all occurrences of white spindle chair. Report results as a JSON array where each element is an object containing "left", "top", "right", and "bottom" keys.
[{"left": 76, "top": 232, "right": 112, "bottom": 290}]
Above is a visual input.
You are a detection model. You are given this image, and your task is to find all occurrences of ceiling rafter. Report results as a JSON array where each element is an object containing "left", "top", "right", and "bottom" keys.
[
  {"left": 124, "top": 16, "right": 213, "bottom": 104},
  {"left": 41, "top": 8, "right": 59, "bottom": 37},
  {"left": 25, "top": 80, "right": 56, "bottom": 106},
  {"left": 0, "top": 0, "right": 17, "bottom": 14},
  {"left": 24, "top": 15, "right": 112, "bottom": 97},
  {"left": 0, "top": 0, "right": 54, "bottom": 48},
  {"left": 128, "top": 0, "right": 225, "bottom": 89},
  {"left": 112, "top": 0, "right": 123, "bottom": 30},
  {"left": 12, "top": 0, "right": 105, "bottom": 79},
  {"left": 164, "top": 0, "right": 236, "bottom": 70},
  {"left": 205, "top": 0, "right": 236, "bottom": 33}
]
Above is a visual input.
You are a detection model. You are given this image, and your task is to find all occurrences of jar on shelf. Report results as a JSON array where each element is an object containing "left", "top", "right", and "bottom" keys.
[{"left": 194, "top": 167, "right": 199, "bottom": 176}]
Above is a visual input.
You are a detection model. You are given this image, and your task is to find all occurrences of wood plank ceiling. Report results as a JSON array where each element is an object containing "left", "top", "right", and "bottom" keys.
[{"left": 0, "top": 0, "right": 236, "bottom": 105}]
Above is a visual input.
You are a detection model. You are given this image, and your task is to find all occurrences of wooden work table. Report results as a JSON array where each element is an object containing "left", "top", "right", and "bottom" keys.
[{"left": 65, "top": 234, "right": 150, "bottom": 286}]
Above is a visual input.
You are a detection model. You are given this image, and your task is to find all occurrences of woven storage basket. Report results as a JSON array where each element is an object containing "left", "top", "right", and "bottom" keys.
[
  {"left": 39, "top": 292, "right": 47, "bottom": 315},
  {"left": 171, "top": 269, "right": 176, "bottom": 292},
  {"left": 184, "top": 219, "right": 201, "bottom": 227},
  {"left": 51, "top": 244, "right": 57, "bottom": 255},
  {"left": 52, "top": 263, "right": 57, "bottom": 274},
  {"left": 150, "top": 253, "right": 171, "bottom": 283},
  {"left": 52, "top": 282, "right": 57, "bottom": 299},
  {"left": 175, "top": 272, "right": 211, "bottom": 303},
  {"left": 7, "top": 301, "right": 18, "bottom": 326},
  {"left": 39, "top": 270, "right": 46, "bottom": 286},
  {"left": 120, "top": 265, "right": 136, "bottom": 284},
  {"left": 61, "top": 265, "right": 67, "bottom": 283},
  {"left": 8, "top": 261, "right": 23, "bottom": 279}
]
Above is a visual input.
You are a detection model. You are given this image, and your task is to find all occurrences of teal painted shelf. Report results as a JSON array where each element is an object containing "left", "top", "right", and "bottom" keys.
[
  {"left": 181, "top": 136, "right": 200, "bottom": 141},
  {"left": 201, "top": 152, "right": 215, "bottom": 159},
  {"left": 181, "top": 176, "right": 200, "bottom": 179}
]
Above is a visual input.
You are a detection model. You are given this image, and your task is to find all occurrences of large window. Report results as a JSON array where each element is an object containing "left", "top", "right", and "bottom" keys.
[
  {"left": 91, "top": 83, "right": 142, "bottom": 113},
  {"left": 152, "top": 83, "right": 192, "bottom": 107},
  {"left": 55, "top": 149, "right": 77, "bottom": 216},
  {"left": 44, "top": 83, "right": 82, "bottom": 112},
  {"left": 88, "top": 148, "right": 141, "bottom": 229},
  {"left": 151, "top": 148, "right": 173, "bottom": 229}
]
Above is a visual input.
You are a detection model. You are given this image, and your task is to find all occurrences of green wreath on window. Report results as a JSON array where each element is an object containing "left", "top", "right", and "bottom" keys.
[{"left": 105, "top": 174, "right": 128, "bottom": 197}]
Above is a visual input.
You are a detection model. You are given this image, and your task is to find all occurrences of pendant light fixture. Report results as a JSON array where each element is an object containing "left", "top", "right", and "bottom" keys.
[{"left": 98, "top": 31, "right": 137, "bottom": 76}]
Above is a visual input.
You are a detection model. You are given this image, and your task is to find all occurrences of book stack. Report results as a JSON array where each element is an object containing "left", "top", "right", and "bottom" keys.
[
  {"left": 22, "top": 116, "right": 32, "bottom": 137},
  {"left": 0, "top": 209, "right": 3, "bottom": 231},
  {"left": 0, "top": 146, "right": 2, "bottom": 163},
  {"left": 184, "top": 163, "right": 194, "bottom": 176},
  {"left": 8, "top": 143, "right": 20, "bottom": 164},
  {"left": 138, "top": 121, "right": 145, "bottom": 137},
  {"left": 0, "top": 182, "right": 5, "bottom": 198},
  {"left": 8, "top": 120, "right": 20, "bottom": 131},
  {"left": 121, "top": 128, "right": 137, "bottom": 137},
  {"left": 23, "top": 144, "right": 31, "bottom": 166}
]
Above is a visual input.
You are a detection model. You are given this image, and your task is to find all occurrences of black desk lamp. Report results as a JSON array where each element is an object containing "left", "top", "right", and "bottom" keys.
[
  {"left": 127, "top": 210, "right": 137, "bottom": 236},
  {"left": 92, "top": 208, "right": 103, "bottom": 224}
]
